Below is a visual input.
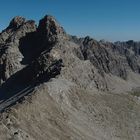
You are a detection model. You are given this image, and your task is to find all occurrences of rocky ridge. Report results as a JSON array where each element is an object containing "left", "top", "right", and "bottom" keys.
[
  {"left": 0, "top": 15, "right": 140, "bottom": 140},
  {"left": 1, "top": 15, "right": 140, "bottom": 92}
]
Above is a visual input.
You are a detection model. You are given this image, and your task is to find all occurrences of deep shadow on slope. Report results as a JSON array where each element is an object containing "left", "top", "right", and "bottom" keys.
[
  {"left": 0, "top": 66, "right": 36, "bottom": 112},
  {"left": 18, "top": 31, "right": 38, "bottom": 65},
  {"left": 18, "top": 31, "right": 47, "bottom": 65},
  {"left": 0, "top": 60, "right": 63, "bottom": 112}
]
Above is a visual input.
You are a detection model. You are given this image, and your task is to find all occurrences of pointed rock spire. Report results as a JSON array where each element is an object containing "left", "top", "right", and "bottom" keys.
[
  {"left": 8, "top": 16, "right": 26, "bottom": 29},
  {"left": 38, "top": 15, "right": 67, "bottom": 44}
]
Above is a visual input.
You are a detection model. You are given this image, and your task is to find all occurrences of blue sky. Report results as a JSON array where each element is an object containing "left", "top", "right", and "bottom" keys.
[{"left": 0, "top": 0, "right": 140, "bottom": 41}]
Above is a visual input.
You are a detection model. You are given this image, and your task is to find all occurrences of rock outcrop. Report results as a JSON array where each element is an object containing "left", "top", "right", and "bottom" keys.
[
  {"left": 0, "top": 16, "right": 36, "bottom": 84},
  {"left": 0, "top": 16, "right": 65, "bottom": 85}
]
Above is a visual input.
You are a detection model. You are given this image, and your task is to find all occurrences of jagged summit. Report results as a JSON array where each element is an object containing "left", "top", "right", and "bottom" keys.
[
  {"left": 38, "top": 15, "right": 65, "bottom": 34},
  {"left": 0, "top": 15, "right": 65, "bottom": 84},
  {"left": 8, "top": 16, "right": 26, "bottom": 29},
  {"left": 37, "top": 15, "right": 67, "bottom": 44}
]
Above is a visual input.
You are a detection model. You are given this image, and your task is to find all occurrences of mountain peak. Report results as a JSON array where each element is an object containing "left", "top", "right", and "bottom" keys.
[
  {"left": 8, "top": 16, "right": 26, "bottom": 29},
  {"left": 38, "top": 15, "right": 67, "bottom": 44}
]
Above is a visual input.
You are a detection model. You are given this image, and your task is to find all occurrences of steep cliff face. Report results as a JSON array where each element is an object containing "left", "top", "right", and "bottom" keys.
[{"left": 0, "top": 15, "right": 140, "bottom": 140}]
